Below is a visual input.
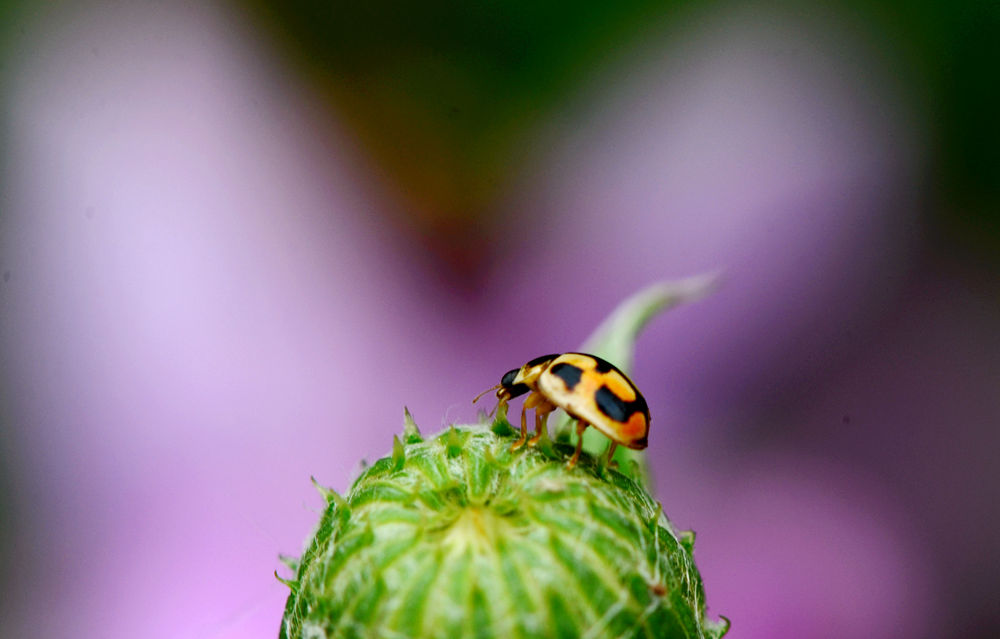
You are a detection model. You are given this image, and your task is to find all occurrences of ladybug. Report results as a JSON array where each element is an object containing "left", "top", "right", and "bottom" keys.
[{"left": 474, "top": 353, "right": 650, "bottom": 468}]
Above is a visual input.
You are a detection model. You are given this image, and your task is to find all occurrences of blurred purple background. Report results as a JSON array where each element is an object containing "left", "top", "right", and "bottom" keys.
[{"left": 1, "top": 2, "right": 997, "bottom": 638}]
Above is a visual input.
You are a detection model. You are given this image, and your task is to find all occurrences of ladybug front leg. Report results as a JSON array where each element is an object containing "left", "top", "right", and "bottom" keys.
[{"left": 509, "top": 396, "right": 532, "bottom": 451}]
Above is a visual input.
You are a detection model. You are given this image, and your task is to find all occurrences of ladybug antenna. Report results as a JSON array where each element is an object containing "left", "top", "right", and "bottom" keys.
[{"left": 472, "top": 383, "right": 501, "bottom": 404}]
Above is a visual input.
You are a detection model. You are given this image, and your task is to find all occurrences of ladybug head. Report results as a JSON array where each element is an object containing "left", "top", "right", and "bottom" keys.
[
  {"left": 473, "top": 367, "right": 530, "bottom": 407},
  {"left": 498, "top": 368, "right": 530, "bottom": 401}
]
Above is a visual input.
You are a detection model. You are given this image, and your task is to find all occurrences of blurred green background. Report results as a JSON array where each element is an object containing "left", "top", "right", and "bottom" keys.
[
  {"left": 241, "top": 0, "right": 998, "bottom": 267},
  {"left": 5, "top": 0, "right": 991, "bottom": 262}
]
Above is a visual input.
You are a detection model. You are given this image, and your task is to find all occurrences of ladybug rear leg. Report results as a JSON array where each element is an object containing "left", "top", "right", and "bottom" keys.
[
  {"left": 605, "top": 441, "right": 619, "bottom": 468},
  {"left": 567, "top": 419, "right": 589, "bottom": 469}
]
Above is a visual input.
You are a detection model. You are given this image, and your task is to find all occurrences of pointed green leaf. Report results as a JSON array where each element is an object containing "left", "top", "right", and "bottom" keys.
[
  {"left": 311, "top": 475, "right": 349, "bottom": 512},
  {"left": 580, "top": 272, "right": 721, "bottom": 373},
  {"left": 403, "top": 407, "right": 423, "bottom": 443},
  {"left": 274, "top": 570, "right": 299, "bottom": 592},
  {"left": 278, "top": 554, "right": 300, "bottom": 573},
  {"left": 679, "top": 529, "right": 696, "bottom": 553},
  {"left": 558, "top": 273, "right": 721, "bottom": 488},
  {"left": 444, "top": 426, "right": 462, "bottom": 458},
  {"left": 392, "top": 435, "right": 406, "bottom": 471}
]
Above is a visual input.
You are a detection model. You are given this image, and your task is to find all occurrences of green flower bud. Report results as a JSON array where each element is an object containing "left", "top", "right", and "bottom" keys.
[{"left": 278, "top": 415, "right": 728, "bottom": 638}]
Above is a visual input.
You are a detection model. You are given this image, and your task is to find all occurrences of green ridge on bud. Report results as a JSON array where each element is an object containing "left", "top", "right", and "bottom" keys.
[{"left": 279, "top": 275, "right": 728, "bottom": 638}]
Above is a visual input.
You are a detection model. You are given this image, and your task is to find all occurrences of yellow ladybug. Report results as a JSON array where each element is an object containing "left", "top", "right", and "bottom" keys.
[{"left": 475, "top": 353, "right": 650, "bottom": 468}]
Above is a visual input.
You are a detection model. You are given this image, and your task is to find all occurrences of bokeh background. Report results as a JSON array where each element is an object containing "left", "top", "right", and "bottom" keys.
[{"left": 1, "top": 1, "right": 997, "bottom": 637}]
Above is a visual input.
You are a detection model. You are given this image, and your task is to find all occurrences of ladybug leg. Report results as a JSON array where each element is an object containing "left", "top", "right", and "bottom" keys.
[
  {"left": 527, "top": 400, "right": 555, "bottom": 446},
  {"left": 605, "top": 441, "right": 619, "bottom": 468},
  {"left": 567, "top": 420, "right": 589, "bottom": 469},
  {"left": 510, "top": 396, "right": 531, "bottom": 451}
]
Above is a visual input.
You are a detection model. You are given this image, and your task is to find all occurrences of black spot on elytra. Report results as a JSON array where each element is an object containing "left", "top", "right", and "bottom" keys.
[
  {"left": 591, "top": 356, "right": 615, "bottom": 373},
  {"left": 549, "top": 362, "right": 583, "bottom": 391},
  {"left": 595, "top": 385, "right": 650, "bottom": 425},
  {"left": 526, "top": 353, "right": 560, "bottom": 368},
  {"left": 595, "top": 386, "right": 629, "bottom": 422}
]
